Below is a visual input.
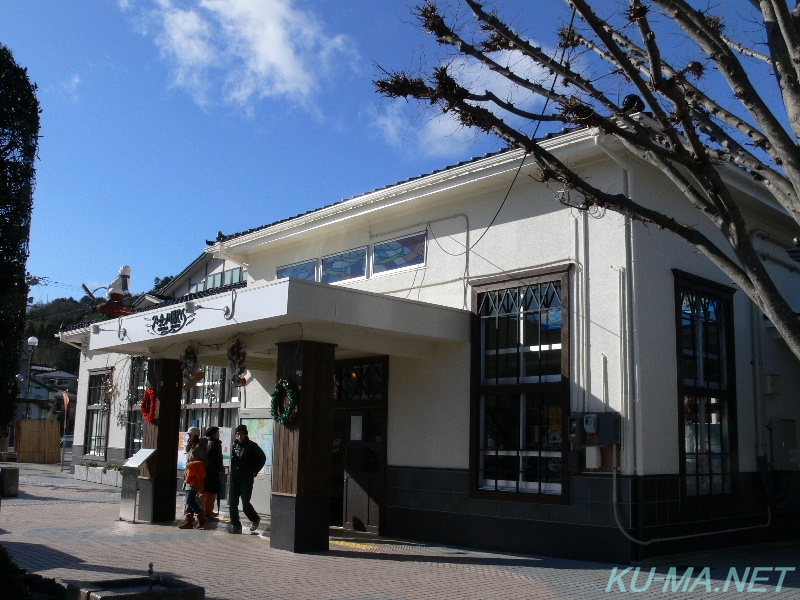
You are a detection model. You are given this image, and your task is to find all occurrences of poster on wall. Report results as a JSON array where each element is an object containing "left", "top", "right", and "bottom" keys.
[
  {"left": 219, "top": 427, "right": 233, "bottom": 467},
  {"left": 240, "top": 418, "right": 273, "bottom": 475},
  {"left": 177, "top": 431, "right": 189, "bottom": 468}
]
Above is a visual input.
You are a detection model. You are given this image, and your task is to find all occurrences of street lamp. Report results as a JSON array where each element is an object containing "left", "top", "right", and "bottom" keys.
[
  {"left": 26, "top": 336, "right": 38, "bottom": 393},
  {"left": 25, "top": 336, "right": 38, "bottom": 420}
]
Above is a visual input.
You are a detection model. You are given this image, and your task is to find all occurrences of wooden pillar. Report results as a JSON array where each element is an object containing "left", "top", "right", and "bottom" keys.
[
  {"left": 271, "top": 340, "right": 335, "bottom": 552},
  {"left": 138, "top": 358, "right": 182, "bottom": 523}
]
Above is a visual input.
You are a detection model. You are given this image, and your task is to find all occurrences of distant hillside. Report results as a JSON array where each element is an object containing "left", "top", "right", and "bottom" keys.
[{"left": 24, "top": 297, "right": 95, "bottom": 373}]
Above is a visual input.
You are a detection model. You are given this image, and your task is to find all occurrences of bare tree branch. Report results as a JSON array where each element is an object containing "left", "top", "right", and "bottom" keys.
[
  {"left": 651, "top": 0, "right": 800, "bottom": 191},
  {"left": 375, "top": 0, "right": 800, "bottom": 361},
  {"left": 721, "top": 34, "right": 771, "bottom": 63}
]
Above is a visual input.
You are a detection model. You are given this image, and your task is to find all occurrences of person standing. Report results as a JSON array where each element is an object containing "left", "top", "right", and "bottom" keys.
[
  {"left": 202, "top": 426, "right": 224, "bottom": 518},
  {"left": 184, "top": 426, "right": 208, "bottom": 464},
  {"left": 179, "top": 429, "right": 207, "bottom": 529},
  {"left": 227, "top": 424, "right": 266, "bottom": 534}
]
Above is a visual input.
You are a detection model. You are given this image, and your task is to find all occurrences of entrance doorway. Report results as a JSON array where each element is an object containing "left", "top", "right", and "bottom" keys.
[{"left": 330, "top": 357, "right": 387, "bottom": 533}]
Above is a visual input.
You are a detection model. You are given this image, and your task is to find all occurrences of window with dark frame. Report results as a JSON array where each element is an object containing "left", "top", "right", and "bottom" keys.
[
  {"left": 474, "top": 268, "right": 570, "bottom": 497},
  {"left": 125, "top": 357, "right": 147, "bottom": 458},
  {"left": 675, "top": 271, "right": 737, "bottom": 497},
  {"left": 181, "top": 365, "right": 237, "bottom": 433},
  {"left": 84, "top": 371, "right": 112, "bottom": 458}
]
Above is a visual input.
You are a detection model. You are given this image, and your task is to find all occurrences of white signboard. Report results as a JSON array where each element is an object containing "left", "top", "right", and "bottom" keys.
[
  {"left": 123, "top": 448, "right": 156, "bottom": 469},
  {"left": 177, "top": 431, "right": 190, "bottom": 468},
  {"left": 219, "top": 427, "right": 233, "bottom": 467}
]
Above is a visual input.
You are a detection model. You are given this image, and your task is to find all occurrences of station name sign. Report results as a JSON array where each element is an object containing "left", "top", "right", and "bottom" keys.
[{"left": 145, "top": 307, "right": 195, "bottom": 336}]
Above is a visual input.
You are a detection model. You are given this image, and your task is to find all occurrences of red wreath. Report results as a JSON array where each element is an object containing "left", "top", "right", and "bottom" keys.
[{"left": 141, "top": 388, "right": 158, "bottom": 422}]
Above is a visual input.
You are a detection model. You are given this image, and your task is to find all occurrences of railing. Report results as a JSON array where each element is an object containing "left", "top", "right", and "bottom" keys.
[{"left": 60, "top": 435, "right": 74, "bottom": 472}]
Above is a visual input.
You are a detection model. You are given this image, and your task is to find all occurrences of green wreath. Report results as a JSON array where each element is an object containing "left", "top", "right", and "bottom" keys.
[{"left": 271, "top": 378, "right": 298, "bottom": 426}]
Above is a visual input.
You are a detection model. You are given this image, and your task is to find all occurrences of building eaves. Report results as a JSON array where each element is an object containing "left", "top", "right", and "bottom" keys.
[
  {"left": 209, "top": 148, "right": 513, "bottom": 246},
  {"left": 58, "top": 281, "right": 247, "bottom": 334},
  {"left": 208, "top": 127, "right": 598, "bottom": 252}
]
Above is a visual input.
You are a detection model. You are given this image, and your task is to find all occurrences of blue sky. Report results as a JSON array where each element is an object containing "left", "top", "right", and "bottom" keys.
[{"left": 1, "top": 0, "right": 565, "bottom": 304}]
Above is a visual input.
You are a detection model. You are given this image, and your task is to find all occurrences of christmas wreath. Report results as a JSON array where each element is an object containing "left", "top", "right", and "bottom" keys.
[
  {"left": 271, "top": 378, "right": 298, "bottom": 426},
  {"left": 227, "top": 339, "right": 247, "bottom": 386},
  {"left": 181, "top": 346, "right": 199, "bottom": 384},
  {"left": 141, "top": 387, "right": 157, "bottom": 422}
]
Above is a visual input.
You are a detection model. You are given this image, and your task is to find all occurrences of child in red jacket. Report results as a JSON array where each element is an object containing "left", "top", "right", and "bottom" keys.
[{"left": 179, "top": 432, "right": 207, "bottom": 529}]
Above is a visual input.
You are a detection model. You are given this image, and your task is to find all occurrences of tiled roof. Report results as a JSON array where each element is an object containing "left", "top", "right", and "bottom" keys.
[{"left": 211, "top": 148, "right": 514, "bottom": 244}]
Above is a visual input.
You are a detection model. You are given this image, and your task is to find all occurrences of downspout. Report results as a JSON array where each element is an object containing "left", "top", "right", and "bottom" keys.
[
  {"left": 749, "top": 230, "right": 767, "bottom": 468},
  {"left": 594, "top": 135, "right": 639, "bottom": 478},
  {"left": 596, "top": 139, "right": 773, "bottom": 545},
  {"left": 213, "top": 241, "right": 249, "bottom": 270},
  {"left": 572, "top": 212, "right": 589, "bottom": 412},
  {"left": 747, "top": 229, "right": 798, "bottom": 468}
]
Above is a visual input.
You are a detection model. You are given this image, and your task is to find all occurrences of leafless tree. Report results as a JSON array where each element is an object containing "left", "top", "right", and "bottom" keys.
[{"left": 376, "top": 0, "right": 800, "bottom": 361}]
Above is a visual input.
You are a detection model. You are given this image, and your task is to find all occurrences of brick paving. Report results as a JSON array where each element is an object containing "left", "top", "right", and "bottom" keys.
[{"left": 0, "top": 462, "right": 798, "bottom": 599}]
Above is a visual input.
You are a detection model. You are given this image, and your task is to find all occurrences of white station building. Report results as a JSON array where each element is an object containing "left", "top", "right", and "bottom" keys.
[{"left": 59, "top": 127, "right": 800, "bottom": 562}]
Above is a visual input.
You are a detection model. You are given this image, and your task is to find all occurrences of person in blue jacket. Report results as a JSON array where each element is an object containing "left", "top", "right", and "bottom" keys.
[{"left": 227, "top": 424, "right": 266, "bottom": 534}]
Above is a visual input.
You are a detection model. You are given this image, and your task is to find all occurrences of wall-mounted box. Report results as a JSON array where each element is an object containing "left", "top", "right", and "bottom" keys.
[
  {"left": 568, "top": 413, "right": 585, "bottom": 447},
  {"left": 597, "top": 412, "right": 621, "bottom": 445},
  {"left": 575, "top": 412, "right": 621, "bottom": 446}
]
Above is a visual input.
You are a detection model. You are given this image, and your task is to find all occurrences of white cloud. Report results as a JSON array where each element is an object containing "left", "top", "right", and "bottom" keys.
[
  {"left": 156, "top": 5, "right": 216, "bottom": 104},
  {"left": 372, "top": 101, "right": 479, "bottom": 159},
  {"left": 122, "top": 0, "right": 358, "bottom": 111},
  {"left": 372, "top": 39, "right": 570, "bottom": 159},
  {"left": 64, "top": 74, "right": 82, "bottom": 102}
]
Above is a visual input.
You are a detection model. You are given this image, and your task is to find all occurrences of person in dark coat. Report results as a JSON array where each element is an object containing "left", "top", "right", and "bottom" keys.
[
  {"left": 227, "top": 424, "right": 266, "bottom": 534},
  {"left": 203, "top": 426, "right": 224, "bottom": 518}
]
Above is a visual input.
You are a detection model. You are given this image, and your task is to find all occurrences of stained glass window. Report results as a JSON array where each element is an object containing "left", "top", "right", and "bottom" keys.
[
  {"left": 373, "top": 232, "right": 426, "bottom": 273},
  {"left": 321, "top": 248, "right": 366, "bottom": 283},
  {"left": 277, "top": 260, "right": 316, "bottom": 281}
]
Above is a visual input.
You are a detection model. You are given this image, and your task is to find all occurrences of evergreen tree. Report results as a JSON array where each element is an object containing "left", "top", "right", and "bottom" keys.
[{"left": 0, "top": 44, "right": 40, "bottom": 433}]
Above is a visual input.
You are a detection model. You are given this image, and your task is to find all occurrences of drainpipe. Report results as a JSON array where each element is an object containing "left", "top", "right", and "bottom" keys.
[
  {"left": 593, "top": 135, "right": 639, "bottom": 478},
  {"left": 747, "top": 229, "right": 798, "bottom": 464},
  {"left": 571, "top": 211, "right": 590, "bottom": 412}
]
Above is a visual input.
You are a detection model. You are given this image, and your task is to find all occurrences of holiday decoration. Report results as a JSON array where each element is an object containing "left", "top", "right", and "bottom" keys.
[
  {"left": 181, "top": 346, "right": 203, "bottom": 390},
  {"left": 140, "top": 386, "right": 157, "bottom": 423},
  {"left": 98, "top": 265, "right": 132, "bottom": 317},
  {"left": 271, "top": 378, "right": 298, "bottom": 426},
  {"left": 226, "top": 339, "right": 247, "bottom": 386}
]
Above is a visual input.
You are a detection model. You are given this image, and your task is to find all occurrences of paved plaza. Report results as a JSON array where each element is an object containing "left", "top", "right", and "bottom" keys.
[{"left": 0, "top": 463, "right": 797, "bottom": 599}]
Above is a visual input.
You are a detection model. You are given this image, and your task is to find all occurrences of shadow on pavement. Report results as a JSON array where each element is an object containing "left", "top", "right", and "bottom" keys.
[
  {"left": 320, "top": 549, "right": 603, "bottom": 569},
  {"left": 2, "top": 542, "right": 144, "bottom": 578},
  {"left": 320, "top": 547, "right": 800, "bottom": 590}
]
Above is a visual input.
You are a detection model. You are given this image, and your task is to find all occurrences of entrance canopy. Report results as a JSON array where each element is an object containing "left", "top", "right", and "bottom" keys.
[{"left": 81, "top": 279, "right": 470, "bottom": 367}]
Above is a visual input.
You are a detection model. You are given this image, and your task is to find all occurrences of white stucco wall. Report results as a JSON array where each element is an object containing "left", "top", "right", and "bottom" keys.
[
  {"left": 244, "top": 368, "right": 274, "bottom": 409},
  {"left": 73, "top": 346, "right": 132, "bottom": 460},
  {"left": 66, "top": 141, "right": 800, "bottom": 483},
  {"left": 621, "top": 160, "right": 800, "bottom": 476},
  {"left": 387, "top": 344, "right": 471, "bottom": 469}
]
